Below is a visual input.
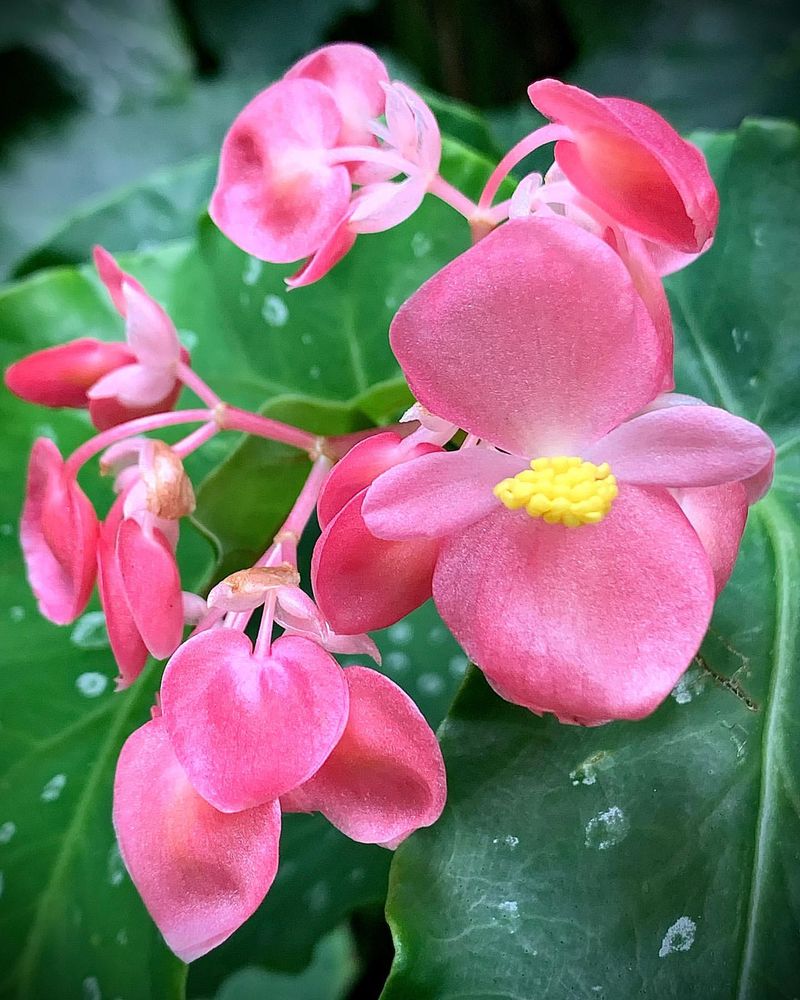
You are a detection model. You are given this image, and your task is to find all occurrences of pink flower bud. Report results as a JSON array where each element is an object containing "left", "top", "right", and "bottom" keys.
[{"left": 21, "top": 438, "right": 98, "bottom": 625}]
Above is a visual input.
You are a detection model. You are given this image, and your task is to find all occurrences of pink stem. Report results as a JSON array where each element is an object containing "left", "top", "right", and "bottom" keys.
[
  {"left": 478, "top": 124, "right": 572, "bottom": 210},
  {"left": 177, "top": 362, "right": 222, "bottom": 407},
  {"left": 173, "top": 420, "right": 218, "bottom": 459},
  {"left": 66, "top": 408, "right": 213, "bottom": 475},
  {"left": 327, "top": 145, "right": 417, "bottom": 175},
  {"left": 281, "top": 455, "right": 333, "bottom": 538},
  {"left": 253, "top": 590, "right": 278, "bottom": 660},
  {"left": 428, "top": 175, "right": 479, "bottom": 220},
  {"left": 220, "top": 406, "right": 320, "bottom": 453}
]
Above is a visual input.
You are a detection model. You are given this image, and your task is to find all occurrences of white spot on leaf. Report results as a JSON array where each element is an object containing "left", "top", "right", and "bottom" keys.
[
  {"left": 384, "top": 651, "right": 410, "bottom": 672},
  {"left": 307, "top": 882, "right": 330, "bottom": 912},
  {"left": 107, "top": 842, "right": 125, "bottom": 886},
  {"left": 584, "top": 806, "right": 629, "bottom": 850},
  {"left": 658, "top": 916, "right": 696, "bottom": 957},
  {"left": 82, "top": 976, "right": 101, "bottom": 1000},
  {"left": 448, "top": 655, "right": 468, "bottom": 677},
  {"left": 411, "top": 232, "right": 432, "bottom": 258},
  {"left": 0, "top": 822, "right": 16, "bottom": 844},
  {"left": 387, "top": 621, "right": 413, "bottom": 644},
  {"left": 417, "top": 673, "right": 444, "bottom": 696},
  {"left": 9, "top": 606, "right": 25, "bottom": 623},
  {"left": 243, "top": 257, "right": 263, "bottom": 286}
]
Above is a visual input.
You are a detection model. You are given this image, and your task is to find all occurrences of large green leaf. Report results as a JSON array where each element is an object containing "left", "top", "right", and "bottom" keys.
[{"left": 382, "top": 118, "right": 800, "bottom": 999}]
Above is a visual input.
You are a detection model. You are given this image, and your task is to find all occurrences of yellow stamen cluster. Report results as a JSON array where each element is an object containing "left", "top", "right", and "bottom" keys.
[{"left": 493, "top": 456, "right": 618, "bottom": 528}]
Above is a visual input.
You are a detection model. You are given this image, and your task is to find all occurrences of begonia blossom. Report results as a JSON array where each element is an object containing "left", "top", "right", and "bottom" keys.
[{"left": 322, "top": 217, "right": 773, "bottom": 724}]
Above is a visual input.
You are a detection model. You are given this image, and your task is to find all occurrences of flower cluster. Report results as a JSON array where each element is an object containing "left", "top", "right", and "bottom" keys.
[{"left": 6, "top": 41, "right": 774, "bottom": 961}]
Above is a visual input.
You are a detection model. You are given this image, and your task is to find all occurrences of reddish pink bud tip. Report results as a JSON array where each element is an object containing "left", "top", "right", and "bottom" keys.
[
  {"left": 5, "top": 339, "right": 133, "bottom": 410},
  {"left": 113, "top": 717, "right": 281, "bottom": 962}
]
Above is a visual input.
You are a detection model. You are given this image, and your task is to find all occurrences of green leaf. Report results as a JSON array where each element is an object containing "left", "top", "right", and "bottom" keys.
[
  {"left": 195, "top": 927, "right": 358, "bottom": 1000},
  {"left": 0, "top": 389, "right": 189, "bottom": 1000},
  {"left": 382, "top": 118, "right": 800, "bottom": 999},
  {"left": 15, "top": 156, "right": 218, "bottom": 277}
]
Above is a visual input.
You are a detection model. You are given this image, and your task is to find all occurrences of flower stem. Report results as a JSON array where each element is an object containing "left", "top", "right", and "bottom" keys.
[
  {"left": 428, "top": 175, "right": 480, "bottom": 220},
  {"left": 220, "top": 406, "right": 321, "bottom": 454},
  {"left": 173, "top": 420, "right": 218, "bottom": 459},
  {"left": 66, "top": 408, "right": 213, "bottom": 475},
  {"left": 478, "top": 124, "right": 572, "bottom": 210},
  {"left": 177, "top": 362, "right": 222, "bottom": 407}
]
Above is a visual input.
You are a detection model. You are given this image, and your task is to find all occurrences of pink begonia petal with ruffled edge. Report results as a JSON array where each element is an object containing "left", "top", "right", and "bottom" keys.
[
  {"left": 390, "top": 216, "right": 666, "bottom": 457},
  {"left": 281, "top": 666, "right": 445, "bottom": 847},
  {"left": 433, "top": 485, "right": 714, "bottom": 725},
  {"left": 116, "top": 517, "right": 184, "bottom": 660},
  {"left": 87, "top": 363, "right": 178, "bottom": 409},
  {"left": 113, "top": 717, "right": 281, "bottom": 963},
  {"left": 529, "top": 80, "right": 719, "bottom": 253},
  {"left": 586, "top": 403, "right": 774, "bottom": 489},
  {"left": 285, "top": 217, "right": 356, "bottom": 289},
  {"left": 160, "top": 631, "right": 349, "bottom": 812},
  {"left": 317, "top": 432, "right": 442, "bottom": 529},
  {"left": 313, "top": 491, "right": 438, "bottom": 634},
  {"left": 674, "top": 482, "right": 749, "bottom": 595},
  {"left": 210, "top": 78, "right": 351, "bottom": 263},
  {"left": 5, "top": 338, "right": 134, "bottom": 409},
  {"left": 363, "top": 447, "right": 522, "bottom": 540},
  {"left": 285, "top": 42, "right": 388, "bottom": 149},
  {"left": 121, "top": 282, "right": 180, "bottom": 368},
  {"left": 97, "top": 497, "right": 148, "bottom": 689},
  {"left": 20, "top": 438, "right": 98, "bottom": 625}
]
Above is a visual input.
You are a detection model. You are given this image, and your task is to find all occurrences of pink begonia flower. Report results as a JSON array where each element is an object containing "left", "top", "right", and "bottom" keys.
[
  {"left": 282, "top": 665, "right": 446, "bottom": 848},
  {"left": 113, "top": 715, "right": 281, "bottom": 962},
  {"left": 211, "top": 41, "right": 440, "bottom": 286},
  {"left": 528, "top": 79, "right": 719, "bottom": 254},
  {"left": 20, "top": 437, "right": 99, "bottom": 625},
  {"left": 160, "top": 631, "right": 349, "bottom": 812},
  {"left": 87, "top": 247, "right": 188, "bottom": 430},
  {"left": 312, "top": 431, "right": 442, "bottom": 634},
  {"left": 353, "top": 217, "right": 773, "bottom": 724}
]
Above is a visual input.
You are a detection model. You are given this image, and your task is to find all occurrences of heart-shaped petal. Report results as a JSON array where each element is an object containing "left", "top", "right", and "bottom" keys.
[
  {"left": 113, "top": 717, "right": 281, "bottom": 962},
  {"left": 160, "top": 630, "right": 349, "bottom": 812}
]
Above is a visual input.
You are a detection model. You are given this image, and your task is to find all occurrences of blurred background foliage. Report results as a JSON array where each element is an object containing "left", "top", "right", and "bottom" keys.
[
  {"left": 0, "top": 2, "right": 798, "bottom": 999},
  {"left": 0, "top": 0, "right": 798, "bottom": 281}
]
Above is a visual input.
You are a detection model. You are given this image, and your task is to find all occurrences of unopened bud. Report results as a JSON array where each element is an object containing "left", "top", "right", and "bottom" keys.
[{"left": 140, "top": 441, "right": 195, "bottom": 520}]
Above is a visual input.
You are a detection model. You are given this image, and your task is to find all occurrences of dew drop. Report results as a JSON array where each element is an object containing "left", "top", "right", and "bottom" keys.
[
  {"left": 262, "top": 294, "right": 289, "bottom": 327},
  {"left": 411, "top": 232, "right": 432, "bottom": 258},
  {"left": 82, "top": 976, "right": 101, "bottom": 1000},
  {"left": 41, "top": 773, "right": 67, "bottom": 802},
  {"left": 76, "top": 672, "right": 109, "bottom": 698},
  {"left": 0, "top": 822, "right": 16, "bottom": 844},
  {"left": 418, "top": 672, "right": 444, "bottom": 696},
  {"left": 243, "top": 257, "right": 263, "bottom": 286},
  {"left": 9, "top": 606, "right": 25, "bottom": 623},
  {"left": 107, "top": 842, "right": 125, "bottom": 886},
  {"left": 384, "top": 650, "right": 410, "bottom": 672},
  {"left": 70, "top": 612, "right": 109, "bottom": 651},
  {"left": 387, "top": 621, "right": 413, "bottom": 644},
  {"left": 448, "top": 655, "right": 468, "bottom": 678}
]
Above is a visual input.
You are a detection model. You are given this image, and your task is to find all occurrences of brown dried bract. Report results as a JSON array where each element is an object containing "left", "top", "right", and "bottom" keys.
[
  {"left": 142, "top": 441, "right": 196, "bottom": 520},
  {"left": 222, "top": 564, "right": 300, "bottom": 597}
]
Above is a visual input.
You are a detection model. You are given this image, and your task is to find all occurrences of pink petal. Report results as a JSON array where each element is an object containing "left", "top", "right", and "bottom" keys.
[
  {"left": 281, "top": 666, "right": 445, "bottom": 847},
  {"left": 674, "top": 483, "right": 748, "bottom": 595},
  {"left": 363, "top": 447, "right": 522, "bottom": 539},
  {"left": 285, "top": 43, "right": 389, "bottom": 148},
  {"left": 122, "top": 282, "right": 180, "bottom": 368},
  {"left": 116, "top": 517, "right": 184, "bottom": 659},
  {"left": 529, "top": 80, "right": 719, "bottom": 253},
  {"left": 210, "top": 78, "right": 352, "bottom": 263},
  {"left": 383, "top": 82, "right": 441, "bottom": 174},
  {"left": 21, "top": 438, "right": 98, "bottom": 625},
  {"left": 285, "top": 216, "right": 356, "bottom": 289},
  {"left": 5, "top": 338, "right": 133, "bottom": 409},
  {"left": 348, "top": 177, "right": 428, "bottom": 234},
  {"left": 113, "top": 717, "right": 280, "bottom": 963},
  {"left": 317, "top": 431, "right": 441, "bottom": 529},
  {"left": 160, "top": 631, "right": 349, "bottom": 812},
  {"left": 433, "top": 485, "right": 715, "bottom": 724},
  {"left": 586, "top": 404, "right": 775, "bottom": 489},
  {"left": 97, "top": 499, "right": 148, "bottom": 689},
  {"left": 390, "top": 216, "right": 666, "bottom": 456},
  {"left": 93, "top": 246, "right": 129, "bottom": 316},
  {"left": 312, "top": 491, "right": 438, "bottom": 634},
  {"left": 87, "top": 348, "right": 188, "bottom": 431},
  {"left": 273, "top": 587, "right": 382, "bottom": 664},
  {"left": 87, "top": 362, "right": 177, "bottom": 409}
]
